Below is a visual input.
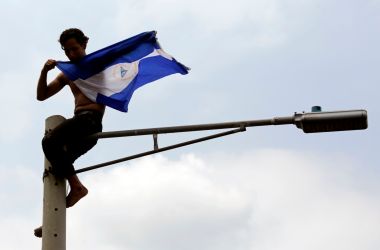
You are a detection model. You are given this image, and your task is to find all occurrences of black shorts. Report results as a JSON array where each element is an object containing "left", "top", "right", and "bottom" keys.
[{"left": 42, "top": 110, "right": 103, "bottom": 177}]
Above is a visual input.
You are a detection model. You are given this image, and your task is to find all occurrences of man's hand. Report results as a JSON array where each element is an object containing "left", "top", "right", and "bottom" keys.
[
  {"left": 42, "top": 59, "right": 57, "bottom": 72},
  {"left": 37, "top": 59, "right": 65, "bottom": 101}
]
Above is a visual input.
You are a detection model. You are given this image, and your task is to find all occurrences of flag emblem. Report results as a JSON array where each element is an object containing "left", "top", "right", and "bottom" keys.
[{"left": 120, "top": 66, "right": 127, "bottom": 78}]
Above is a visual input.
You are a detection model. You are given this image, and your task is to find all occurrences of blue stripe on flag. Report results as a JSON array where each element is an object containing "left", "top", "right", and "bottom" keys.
[{"left": 57, "top": 39, "right": 157, "bottom": 80}]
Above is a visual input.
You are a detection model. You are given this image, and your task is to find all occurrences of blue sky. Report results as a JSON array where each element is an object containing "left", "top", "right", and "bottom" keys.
[{"left": 0, "top": 0, "right": 379, "bottom": 249}]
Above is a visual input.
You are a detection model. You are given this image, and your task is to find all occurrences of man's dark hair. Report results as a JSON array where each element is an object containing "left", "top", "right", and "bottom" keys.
[{"left": 59, "top": 28, "right": 89, "bottom": 49}]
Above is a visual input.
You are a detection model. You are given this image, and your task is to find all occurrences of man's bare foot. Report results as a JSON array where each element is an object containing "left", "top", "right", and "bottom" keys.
[
  {"left": 66, "top": 186, "right": 88, "bottom": 208},
  {"left": 66, "top": 174, "right": 88, "bottom": 208},
  {"left": 34, "top": 226, "right": 42, "bottom": 238}
]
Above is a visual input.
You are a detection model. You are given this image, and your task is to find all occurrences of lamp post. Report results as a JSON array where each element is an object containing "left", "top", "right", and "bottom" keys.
[
  {"left": 35, "top": 108, "right": 368, "bottom": 250},
  {"left": 39, "top": 116, "right": 67, "bottom": 250}
]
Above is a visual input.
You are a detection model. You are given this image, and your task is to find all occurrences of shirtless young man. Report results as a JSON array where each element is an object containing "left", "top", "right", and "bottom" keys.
[{"left": 37, "top": 28, "right": 105, "bottom": 208}]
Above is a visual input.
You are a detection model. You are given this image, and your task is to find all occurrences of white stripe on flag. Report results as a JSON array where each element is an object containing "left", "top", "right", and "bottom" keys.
[{"left": 73, "top": 49, "right": 171, "bottom": 101}]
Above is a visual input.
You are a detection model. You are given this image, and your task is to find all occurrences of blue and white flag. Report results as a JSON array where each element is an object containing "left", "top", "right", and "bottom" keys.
[{"left": 56, "top": 31, "right": 189, "bottom": 112}]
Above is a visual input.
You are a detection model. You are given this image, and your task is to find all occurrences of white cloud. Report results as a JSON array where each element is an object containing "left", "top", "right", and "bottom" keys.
[
  {"left": 68, "top": 154, "right": 251, "bottom": 250},
  {"left": 0, "top": 74, "right": 34, "bottom": 142},
  {"left": 112, "top": 0, "right": 318, "bottom": 51},
  {"left": 0, "top": 216, "right": 40, "bottom": 250},
  {"left": 65, "top": 150, "right": 380, "bottom": 250},
  {"left": 0, "top": 164, "right": 42, "bottom": 250},
  {"left": 0, "top": 164, "right": 42, "bottom": 215}
]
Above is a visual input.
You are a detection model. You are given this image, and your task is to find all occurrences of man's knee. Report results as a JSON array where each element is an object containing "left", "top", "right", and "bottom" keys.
[
  {"left": 42, "top": 132, "right": 61, "bottom": 152},
  {"left": 42, "top": 134, "right": 49, "bottom": 148}
]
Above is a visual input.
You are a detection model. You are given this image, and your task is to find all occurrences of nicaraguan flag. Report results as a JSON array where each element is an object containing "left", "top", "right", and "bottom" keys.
[{"left": 56, "top": 31, "right": 189, "bottom": 112}]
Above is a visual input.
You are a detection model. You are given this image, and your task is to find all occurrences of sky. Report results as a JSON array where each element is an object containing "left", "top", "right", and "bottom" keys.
[{"left": 0, "top": 0, "right": 379, "bottom": 249}]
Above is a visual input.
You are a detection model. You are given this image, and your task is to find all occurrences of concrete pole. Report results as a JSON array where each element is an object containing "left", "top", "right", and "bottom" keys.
[{"left": 42, "top": 115, "right": 67, "bottom": 250}]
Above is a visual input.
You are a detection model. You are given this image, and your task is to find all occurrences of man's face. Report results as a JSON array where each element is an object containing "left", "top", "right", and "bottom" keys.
[{"left": 63, "top": 38, "right": 86, "bottom": 62}]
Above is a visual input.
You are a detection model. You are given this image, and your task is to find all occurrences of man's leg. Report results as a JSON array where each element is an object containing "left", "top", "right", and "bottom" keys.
[
  {"left": 66, "top": 174, "right": 88, "bottom": 208},
  {"left": 42, "top": 112, "right": 102, "bottom": 207},
  {"left": 64, "top": 113, "right": 102, "bottom": 207}
]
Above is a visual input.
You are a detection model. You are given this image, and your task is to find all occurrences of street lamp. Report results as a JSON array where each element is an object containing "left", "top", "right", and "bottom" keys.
[{"left": 294, "top": 109, "right": 368, "bottom": 133}]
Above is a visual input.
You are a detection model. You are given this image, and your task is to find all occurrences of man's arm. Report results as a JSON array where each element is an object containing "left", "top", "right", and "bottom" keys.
[{"left": 37, "top": 59, "right": 68, "bottom": 101}]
